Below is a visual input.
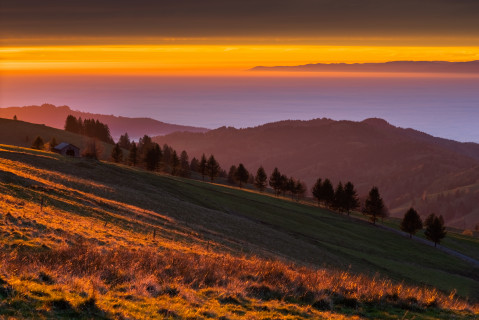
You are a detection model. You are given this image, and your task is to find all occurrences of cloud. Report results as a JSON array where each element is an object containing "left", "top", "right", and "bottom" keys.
[{"left": 1, "top": 0, "right": 479, "bottom": 40}]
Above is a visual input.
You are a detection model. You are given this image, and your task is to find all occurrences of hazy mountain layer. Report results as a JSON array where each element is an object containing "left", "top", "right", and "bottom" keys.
[
  {"left": 154, "top": 118, "right": 479, "bottom": 229},
  {"left": 0, "top": 104, "right": 208, "bottom": 139},
  {"left": 251, "top": 61, "right": 479, "bottom": 73}
]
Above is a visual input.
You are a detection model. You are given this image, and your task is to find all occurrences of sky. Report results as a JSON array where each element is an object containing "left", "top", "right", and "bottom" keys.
[
  {"left": 1, "top": 0, "right": 479, "bottom": 141},
  {"left": 2, "top": 0, "right": 479, "bottom": 73},
  {"left": 3, "top": 0, "right": 479, "bottom": 42}
]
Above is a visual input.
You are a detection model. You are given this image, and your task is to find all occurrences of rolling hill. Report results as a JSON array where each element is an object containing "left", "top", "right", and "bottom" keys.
[
  {"left": 1, "top": 144, "right": 478, "bottom": 319},
  {"left": 153, "top": 118, "right": 479, "bottom": 229},
  {"left": 0, "top": 104, "right": 209, "bottom": 140},
  {"left": 0, "top": 118, "right": 118, "bottom": 160}
]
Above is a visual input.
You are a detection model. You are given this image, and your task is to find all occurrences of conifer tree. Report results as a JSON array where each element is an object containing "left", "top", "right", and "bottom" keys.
[
  {"left": 111, "top": 143, "right": 123, "bottom": 163},
  {"left": 138, "top": 135, "right": 153, "bottom": 163},
  {"left": 206, "top": 155, "right": 219, "bottom": 182},
  {"left": 269, "top": 167, "right": 282, "bottom": 195},
  {"left": 363, "top": 186, "right": 385, "bottom": 225},
  {"left": 128, "top": 142, "right": 138, "bottom": 166},
  {"left": 64, "top": 115, "right": 80, "bottom": 133},
  {"left": 234, "top": 163, "right": 249, "bottom": 188},
  {"left": 171, "top": 150, "right": 180, "bottom": 175},
  {"left": 343, "top": 181, "right": 360, "bottom": 215},
  {"left": 179, "top": 150, "right": 190, "bottom": 177},
  {"left": 200, "top": 154, "right": 207, "bottom": 181},
  {"left": 295, "top": 180, "right": 306, "bottom": 201},
  {"left": 162, "top": 144, "right": 172, "bottom": 169},
  {"left": 424, "top": 213, "right": 435, "bottom": 227},
  {"left": 227, "top": 165, "right": 237, "bottom": 184},
  {"left": 31, "top": 136, "right": 44, "bottom": 150},
  {"left": 424, "top": 214, "right": 447, "bottom": 247},
  {"left": 322, "top": 179, "right": 335, "bottom": 207},
  {"left": 312, "top": 178, "right": 323, "bottom": 206},
  {"left": 190, "top": 157, "right": 199, "bottom": 172},
  {"left": 118, "top": 133, "right": 131, "bottom": 149},
  {"left": 155, "top": 144, "right": 162, "bottom": 170},
  {"left": 254, "top": 166, "right": 267, "bottom": 192},
  {"left": 400, "top": 207, "right": 423, "bottom": 238},
  {"left": 333, "top": 182, "right": 345, "bottom": 212},
  {"left": 143, "top": 143, "right": 161, "bottom": 171},
  {"left": 77, "top": 117, "right": 83, "bottom": 134},
  {"left": 145, "top": 148, "right": 158, "bottom": 171},
  {"left": 287, "top": 177, "right": 296, "bottom": 199}
]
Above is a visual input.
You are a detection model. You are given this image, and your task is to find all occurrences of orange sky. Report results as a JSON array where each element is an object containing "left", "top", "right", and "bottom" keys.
[
  {"left": 2, "top": 43, "right": 479, "bottom": 75},
  {"left": 2, "top": 0, "right": 479, "bottom": 76}
]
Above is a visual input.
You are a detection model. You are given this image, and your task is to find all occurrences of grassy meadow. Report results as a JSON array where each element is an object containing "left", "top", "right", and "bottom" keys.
[{"left": 1, "top": 144, "right": 478, "bottom": 319}]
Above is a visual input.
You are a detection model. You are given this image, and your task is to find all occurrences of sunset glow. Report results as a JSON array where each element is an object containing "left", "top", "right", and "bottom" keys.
[{"left": 2, "top": 44, "right": 479, "bottom": 75}]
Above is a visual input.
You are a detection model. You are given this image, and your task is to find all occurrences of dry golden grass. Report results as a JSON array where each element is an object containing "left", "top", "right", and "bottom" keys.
[
  {"left": 2, "top": 239, "right": 477, "bottom": 319},
  {"left": 1, "top": 144, "right": 478, "bottom": 319}
]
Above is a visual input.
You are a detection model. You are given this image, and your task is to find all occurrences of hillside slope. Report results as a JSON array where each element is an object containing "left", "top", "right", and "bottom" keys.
[
  {"left": 153, "top": 118, "right": 479, "bottom": 229},
  {"left": 0, "top": 104, "right": 208, "bottom": 139},
  {"left": 0, "top": 118, "right": 115, "bottom": 159},
  {"left": 0, "top": 144, "right": 478, "bottom": 319}
]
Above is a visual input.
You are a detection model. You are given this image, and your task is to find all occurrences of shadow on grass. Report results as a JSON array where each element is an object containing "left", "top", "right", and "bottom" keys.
[{"left": 0, "top": 277, "right": 110, "bottom": 320}]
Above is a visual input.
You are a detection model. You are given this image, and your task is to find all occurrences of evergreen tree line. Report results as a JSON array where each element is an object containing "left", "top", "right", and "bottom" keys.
[
  {"left": 311, "top": 178, "right": 391, "bottom": 227},
  {"left": 226, "top": 165, "right": 307, "bottom": 201},
  {"left": 190, "top": 153, "right": 223, "bottom": 182},
  {"left": 311, "top": 178, "right": 361, "bottom": 215},
  {"left": 266, "top": 167, "right": 307, "bottom": 200},
  {"left": 64, "top": 115, "right": 114, "bottom": 144},
  {"left": 112, "top": 133, "right": 193, "bottom": 177}
]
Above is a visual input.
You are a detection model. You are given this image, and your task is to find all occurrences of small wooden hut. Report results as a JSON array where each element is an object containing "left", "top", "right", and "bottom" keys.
[{"left": 52, "top": 142, "right": 80, "bottom": 157}]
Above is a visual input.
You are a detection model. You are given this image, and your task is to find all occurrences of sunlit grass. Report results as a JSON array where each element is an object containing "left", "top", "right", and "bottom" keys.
[{"left": 1, "top": 144, "right": 478, "bottom": 319}]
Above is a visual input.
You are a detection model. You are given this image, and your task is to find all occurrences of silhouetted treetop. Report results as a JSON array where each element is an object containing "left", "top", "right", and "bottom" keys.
[
  {"left": 179, "top": 150, "right": 191, "bottom": 177},
  {"left": 254, "top": 166, "right": 267, "bottom": 192},
  {"left": 207, "top": 155, "right": 220, "bottom": 182},
  {"left": 31, "top": 136, "right": 44, "bottom": 150},
  {"left": 200, "top": 154, "right": 208, "bottom": 181},
  {"left": 118, "top": 133, "right": 131, "bottom": 149},
  {"left": 128, "top": 142, "right": 138, "bottom": 166},
  {"left": 322, "top": 179, "right": 335, "bottom": 207},
  {"left": 363, "top": 186, "right": 386, "bottom": 225},
  {"left": 234, "top": 163, "right": 249, "bottom": 188},
  {"left": 424, "top": 213, "right": 447, "bottom": 247},
  {"left": 111, "top": 143, "right": 123, "bottom": 163},
  {"left": 64, "top": 115, "right": 114, "bottom": 144},
  {"left": 269, "top": 167, "right": 282, "bottom": 196},
  {"left": 400, "top": 207, "right": 423, "bottom": 238}
]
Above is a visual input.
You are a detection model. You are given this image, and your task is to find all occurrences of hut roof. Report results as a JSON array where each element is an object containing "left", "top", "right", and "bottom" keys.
[{"left": 53, "top": 142, "right": 79, "bottom": 151}]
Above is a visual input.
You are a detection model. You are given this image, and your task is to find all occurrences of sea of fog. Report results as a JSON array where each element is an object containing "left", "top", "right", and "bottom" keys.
[{"left": 1, "top": 74, "right": 478, "bottom": 142}]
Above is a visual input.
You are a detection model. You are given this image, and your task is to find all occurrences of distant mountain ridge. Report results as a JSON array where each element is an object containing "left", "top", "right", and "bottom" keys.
[
  {"left": 153, "top": 118, "right": 479, "bottom": 229},
  {"left": 251, "top": 60, "right": 479, "bottom": 73},
  {"left": 0, "top": 104, "right": 209, "bottom": 139}
]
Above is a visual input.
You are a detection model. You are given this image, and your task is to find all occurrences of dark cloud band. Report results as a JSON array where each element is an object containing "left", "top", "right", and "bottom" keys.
[{"left": 2, "top": 0, "right": 478, "bottom": 39}]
